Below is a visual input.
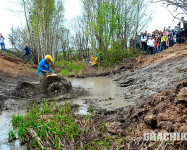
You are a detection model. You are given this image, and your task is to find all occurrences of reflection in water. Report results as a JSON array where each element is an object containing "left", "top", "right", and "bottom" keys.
[{"left": 70, "top": 77, "right": 133, "bottom": 113}]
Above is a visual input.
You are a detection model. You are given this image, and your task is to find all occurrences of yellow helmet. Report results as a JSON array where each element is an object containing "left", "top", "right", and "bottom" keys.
[{"left": 45, "top": 54, "right": 54, "bottom": 63}]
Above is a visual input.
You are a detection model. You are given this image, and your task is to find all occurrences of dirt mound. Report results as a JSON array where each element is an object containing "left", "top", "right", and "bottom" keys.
[
  {"left": 113, "top": 58, "right": 136, "bottom": 73},
  {"left": 0, "top": 51, "right": 38, "bottom": 114},
  {"left": 0, "top": 51, "right": 37, "bottom": 78},
  {"left": 98, "top": 78, "right": 187, "bottom": 149}
]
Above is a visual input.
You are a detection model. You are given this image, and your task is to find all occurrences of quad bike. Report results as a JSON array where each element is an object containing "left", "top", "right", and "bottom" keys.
[{"left": 15, "top": 73, "right": 72, "bottom": 98}]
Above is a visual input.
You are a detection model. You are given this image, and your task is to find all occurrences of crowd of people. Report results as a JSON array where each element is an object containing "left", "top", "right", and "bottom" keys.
[{"left": 130, "top": 17, "right": 187, "bottom": 55}]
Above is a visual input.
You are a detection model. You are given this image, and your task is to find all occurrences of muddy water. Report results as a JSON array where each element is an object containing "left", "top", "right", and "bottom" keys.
[
  {"left": 0, "top": 110, "right": 25, "bottom": 150},
  {"left": 0, "top": 77, "right": 132, "bottom": 149},
  {"left": 70, "top": 77, "right": 133, "bottom": 114}
]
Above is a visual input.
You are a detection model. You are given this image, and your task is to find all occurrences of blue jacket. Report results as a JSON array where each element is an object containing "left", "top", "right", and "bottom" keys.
[
  {"left": 37, "top": 59, "right": 52, "bottom": 75},
  {"left": 24, "top": 46, "right": 31, "bottom": 54}
]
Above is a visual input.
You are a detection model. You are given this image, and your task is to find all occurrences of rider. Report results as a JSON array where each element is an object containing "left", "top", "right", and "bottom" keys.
[{"left": 37, "top": 54, "right": 54, "bottom": 82}]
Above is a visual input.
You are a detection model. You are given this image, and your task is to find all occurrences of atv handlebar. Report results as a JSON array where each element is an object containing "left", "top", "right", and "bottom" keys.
[{"left": 42, "top": 70, "right": 51, "bottom": 74}]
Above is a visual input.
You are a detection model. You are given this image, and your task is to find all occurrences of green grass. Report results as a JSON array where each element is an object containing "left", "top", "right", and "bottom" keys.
[
  {"left": 9, "top": 101, "right": 125, "bottom": 149},
  {"left": 55, "top": 60, "right": 84, "bottom": 76},
  {"left": 8, "top": 130, "right": 16, "bottom": 142},
  {"left": 10, "top": 101, "right": 84, "bottom": 148},
  {"left": 4, "top": 50, "right": 20, "bottom": 58}
]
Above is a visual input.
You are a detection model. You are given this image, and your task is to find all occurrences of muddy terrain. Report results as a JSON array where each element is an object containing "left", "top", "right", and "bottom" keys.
[
  {"left": 0, "top": 44, "right": 187, "bottom": 149},
  {"left": 98, "top": 77, "right": 187, "bottom": 149},
  {"left": 113, "top": 53, "right": 187, "bottom": 101}
]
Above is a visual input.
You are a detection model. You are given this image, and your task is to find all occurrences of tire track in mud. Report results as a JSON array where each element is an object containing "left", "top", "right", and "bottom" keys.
[{"left": 115, "top": 54, "right": 187, "bottom": 101}]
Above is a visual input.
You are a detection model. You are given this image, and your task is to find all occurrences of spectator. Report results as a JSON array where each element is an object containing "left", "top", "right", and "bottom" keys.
[
  {"left": 136, "top": 35, "right": 141, "bottom": 50},
  {"left": 89, "top": 55, "right": 97, "bottom": 67},
  {"left": 175, "top": 24, "right": 182, "bottom": 44},
  {"left": 146, "top": 36, "right": 155, "bottom": 54},
  {"left": 165, "top": 29, "right": 169, "bottom": 37},
  {"left": 141, "top": 33, "right": 147, "bottom": 52},
  {"left": 0, "top": 34, "right": 6, "bottom": 51},
  {"left": 154, "top": 36, "right": 160, "bottom": 53},
  {"left": 166, "top": 36, "right": 169, "bottom": 49},
  {"left": 178, "top": 17, "right": 187, "bottom": 43},
  {"left": 174, "top": 27, "right": 177, "bottom": 44},
  {"left": 22, "top": 43, "right": 31, "bottom": 62},
  {"left": 145, "top": 30, "right": 149, "bottom": 39},
  {"left": 92, "top": 55, "right": 97, "bottom": 66},
  {"left": 155, "top": 30, "right": 159, "bottom": 37},
  {"left": 168, "top": 26, "right": 172, "bottom": 32},
  {"left": 82, "top": 52, "right": 87, "bottom": 64},
  {"left": 169, "top": 37, "right": 174, "bottom": 47},
  {"left": 152, "top": 32, "right": 155, "bottom": 38},
  {"left": 161, "top": 33, "right": 166, "bottom": 51}
]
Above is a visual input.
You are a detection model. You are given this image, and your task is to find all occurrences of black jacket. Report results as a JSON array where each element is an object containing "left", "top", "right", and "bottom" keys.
[{"left": 178, "top": 20, "right": 187, "bottom": 29}]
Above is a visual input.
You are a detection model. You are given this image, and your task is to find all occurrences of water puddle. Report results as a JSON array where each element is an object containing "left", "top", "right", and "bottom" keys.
[
  {"left": 70, "top": 77, "right": 133, "bottom": 114},
  {"left": 0, "top": 111, "right": 25, "bottom": 150}
]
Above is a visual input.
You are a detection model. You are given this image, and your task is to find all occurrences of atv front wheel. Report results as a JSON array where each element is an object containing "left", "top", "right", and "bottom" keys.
[{"left": 47, "top": 82, "right": 66, "bottom": 97}]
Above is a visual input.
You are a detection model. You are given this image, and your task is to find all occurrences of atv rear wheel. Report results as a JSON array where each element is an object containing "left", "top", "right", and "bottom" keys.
[{"left": 47, "top": 82, "right": 66, "bottom": 97}]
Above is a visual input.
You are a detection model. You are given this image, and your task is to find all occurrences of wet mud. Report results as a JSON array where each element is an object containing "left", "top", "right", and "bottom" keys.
[
  {"left": 113, "top": 54, "right": 187, "bottom": 101},
  {"left": 98, "top": 77, "right": 187, "bottom": 149},
  {"left": 0, "top": 47, "right": 186, "bottom": 149}
]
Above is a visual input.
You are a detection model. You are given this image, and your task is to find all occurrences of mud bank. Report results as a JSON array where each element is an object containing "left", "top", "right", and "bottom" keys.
[
  {"left": 113, "top": 54, "right": 187, "bottom": 101},
  {"left": 97, "top": 77, "right": 187, "bottom": 149}
]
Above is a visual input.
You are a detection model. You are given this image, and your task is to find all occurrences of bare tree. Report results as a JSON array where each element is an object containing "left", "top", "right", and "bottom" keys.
[
  {"left": 151, "top": 0, "right": 187, "bottom": 19},
  {"left": 16, "top": 0, "right": 65, "bottom": 64},
  {"left": 8, "top": 27, "right": 29, "bottom": 57}
]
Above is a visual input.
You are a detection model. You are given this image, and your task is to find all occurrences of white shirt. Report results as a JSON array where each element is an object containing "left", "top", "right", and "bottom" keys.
[
  {"left": 141, "top": 35, "right": 147, "bottom": 42},
  {"left": 0, "top": 37, "right": 4, "bottom": 43},
  {"left": 180, "top": 21, "right": 184, "bottom": 29},
  {"left": 147, "top": 39, "right": 155, "bottom": 47}
]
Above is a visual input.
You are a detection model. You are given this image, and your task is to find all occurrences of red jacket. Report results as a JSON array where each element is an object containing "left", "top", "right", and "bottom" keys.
[{"left": 155, "top": 40, "right": 159, "bottom": 47}]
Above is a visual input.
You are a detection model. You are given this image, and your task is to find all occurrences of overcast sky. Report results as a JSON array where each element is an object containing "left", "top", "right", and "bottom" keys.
[{"left": 0, "top": 0, "right": 182, "bottom": 48}]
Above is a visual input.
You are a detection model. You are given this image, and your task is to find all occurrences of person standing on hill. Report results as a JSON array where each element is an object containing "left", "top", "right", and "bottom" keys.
[
  {"left": 154, "top": 36, "right": 160, "bottom": 53},
  {"left": 22, "top": 43, "right": 31, "bottom": 62},
  {"left": 178, "top": 17, "right": 187, "bottom": 43},
  {"left": 141, "top": 33, "right": 147, "bottom": 52},
  {"left": 136, "top": 35, "right": 141, "bottom": 50},
  {"left": 0, "top": 34, "right": 6, "bottom": 51},
  {"left": 175, "top": 24, "right": 182, "bottom": 44},
  {"left": 146, "top": 36, "right": 155, "bottom": 54},
  {"left": 161, "top": 33, "right": 166, "bottom": 50}
]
